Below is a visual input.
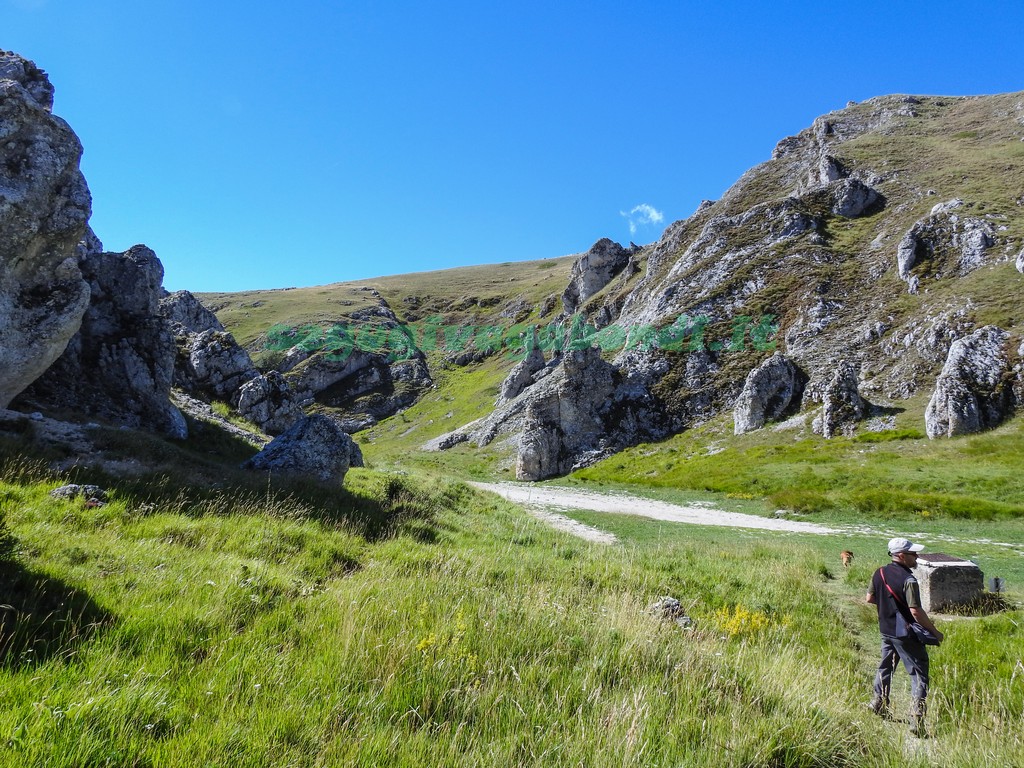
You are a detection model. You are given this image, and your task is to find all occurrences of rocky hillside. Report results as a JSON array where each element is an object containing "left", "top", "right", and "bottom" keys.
[
  {"left": 206, "top": 94, "right": 1024, "bottom": 480},
  {"left": 2, "top": 47, "right": 1021, "bottom": 486}
]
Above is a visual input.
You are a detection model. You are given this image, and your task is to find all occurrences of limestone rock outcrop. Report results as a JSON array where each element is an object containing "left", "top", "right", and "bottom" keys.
[
  {"left": 830, "top": 178, "right": 879, "bottom": 218},
  {"left": 236, "top": 371, "right": 303, "bottom": 436},
  {"left": 1016, "top": 247, "right": 1024, "bottom": 274},
  {"left": 816, "top": 361, "right": 867, "bottom": 438},
  {"left": 430, "top": 343, "right": 670, "bottom": 480},
  {"left": 185, "top": 330, "right": 260, "bottom": 400},
  {"left": 515, "top": 347, "right": 618, "bottom": 480},
  {"left": 242, "top": 414, "right": 357, "bottom": 484},
  {"left": 14, "top": 245, "right": 186, "bottom": 437},
  {"left": 497, "top": 329, "right": 546, "bottom": 402},
  {"left": 896, "top": 199, "right": 996, "bottom": 290},
  {"left": 561, "top": 239, "right": 634, "bottom": 315},
  {"left": 925, "top": 326, "right": 1014, "bottom": 438},
  {"left": 161, "top": 290, "right": 302, "bottom": 435},
  {"left": 0, "top": 51, "right": 92, "bottom": 407},
  {"left": 733, "top": 354, "right": 807, "bottom": 434},
  {"left": 160, "top": 289, "right": 225, "bottom": 335},
  {"left": 817, "top": 154, "right": 847, "bottom": 184},
  {"left": 281, "top": 302, "right": 432, "bottom": 430}
]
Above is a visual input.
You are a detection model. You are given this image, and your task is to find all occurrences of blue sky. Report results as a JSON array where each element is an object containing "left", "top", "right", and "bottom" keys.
[{"left": 4, "top": 1, "right": 1023, "bottom": 292}]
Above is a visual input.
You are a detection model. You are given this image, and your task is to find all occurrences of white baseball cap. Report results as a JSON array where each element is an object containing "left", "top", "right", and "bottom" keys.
[{"left": 888, "top": 537, "right": 925, "bottom": 554}]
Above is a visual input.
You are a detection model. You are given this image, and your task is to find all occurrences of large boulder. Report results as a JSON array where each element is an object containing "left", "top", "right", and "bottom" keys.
[
  {"left": 160, "top": 289, "right": 224, "bottom": 334},
  {"left": 515, "top": 347, "right": 618, "bottom": 480},
  {"left": 816, "top": 361, "right": 867, "bottom": 438},
  {"left": 0, "top": 52, "right": 92, "bottom": 407},
  {"left": 14, "top": 245, "right": 186, "bottom": 437},
  {"left": 733, "top": 353, "right": 806, "bottom": 434},
  {"left": 242, "top": 414, "right": 357, "bottom": 484},
  {"left": 925, "top": 326, "right": 1014, "bottom": 438},
  {"left": 561, "top": 239, "right": 633, "bottom": 315},
  {"left": 236, "top": 371, "right": 303, "bottom": 436}
]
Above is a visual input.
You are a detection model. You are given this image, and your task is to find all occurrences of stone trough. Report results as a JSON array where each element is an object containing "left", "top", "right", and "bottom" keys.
[{"left": 913, "top": 553, "right": 984, "bottom": 612}]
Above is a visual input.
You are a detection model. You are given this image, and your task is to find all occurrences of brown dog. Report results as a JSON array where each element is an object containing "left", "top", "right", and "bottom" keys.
[{"left": 840, "top": 550, "right": 854, "bottom": 568}]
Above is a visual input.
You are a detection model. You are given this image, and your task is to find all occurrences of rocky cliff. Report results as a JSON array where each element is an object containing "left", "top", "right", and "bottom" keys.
[
  {"left": 0, "top": 51, "right": 92, "bottom": 408},
  {"left": 425, "top": 93, "right": 1023, "bottom": 477},
  {"left": 1, "top": 52, "right": 307, "bottom": 451}
]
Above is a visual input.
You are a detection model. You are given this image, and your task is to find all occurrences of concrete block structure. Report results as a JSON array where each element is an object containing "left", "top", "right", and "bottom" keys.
[{"left": 913, "top": 553, "right": 984, "bottom": 612}]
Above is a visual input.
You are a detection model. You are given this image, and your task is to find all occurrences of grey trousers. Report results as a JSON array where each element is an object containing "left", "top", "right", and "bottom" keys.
[{"left": 873, "top": 634, "right": 929, "bottom": 706}]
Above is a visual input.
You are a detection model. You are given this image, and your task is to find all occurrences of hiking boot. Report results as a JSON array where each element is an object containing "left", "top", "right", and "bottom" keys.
[
  {"left": 867, "top": 696, "right": 890, "bottom": 718},
  {"left": 910, "top": 699, "right": 927, "bottom": 737}
]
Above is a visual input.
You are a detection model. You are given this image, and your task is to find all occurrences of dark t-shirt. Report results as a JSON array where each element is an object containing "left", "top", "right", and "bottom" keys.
[{"left": 868, "top": 562, "right": 921, "bottom": 637}]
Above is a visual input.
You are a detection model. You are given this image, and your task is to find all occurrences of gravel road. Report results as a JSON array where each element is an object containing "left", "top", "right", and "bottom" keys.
[{"left": 470, "top": 482, "right": 837, "bottom": 541}]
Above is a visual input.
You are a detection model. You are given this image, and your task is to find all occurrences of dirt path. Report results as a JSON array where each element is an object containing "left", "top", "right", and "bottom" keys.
[{"left": 470, "top": 482, "right": 838, "bottom": 539}]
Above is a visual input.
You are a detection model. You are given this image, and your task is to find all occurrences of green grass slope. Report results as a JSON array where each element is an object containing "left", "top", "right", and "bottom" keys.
[
  {"left": 199, "top": 256, "right": 575, "bottom": 352},
  {"left": 1, "top": 448, "right": 1021, "bottom": 767}
]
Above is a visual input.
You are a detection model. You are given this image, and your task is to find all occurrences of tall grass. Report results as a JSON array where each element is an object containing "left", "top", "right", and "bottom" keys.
[{"left": 0, "top": 458, "right": 1021, "bottom": 766}]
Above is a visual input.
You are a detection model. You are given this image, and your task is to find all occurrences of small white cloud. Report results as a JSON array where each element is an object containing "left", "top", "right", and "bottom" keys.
[{"left": 620, "top": 203, "right": 664, "bottom": 235}]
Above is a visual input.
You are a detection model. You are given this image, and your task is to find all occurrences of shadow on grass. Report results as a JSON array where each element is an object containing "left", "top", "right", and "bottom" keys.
[
  {"left": 0, "top": 561, "right": 112, "bottom": 670},
  {"left": 940, "top": 592, "right": 1017, "bottom": 616},
  {"left": 0, "top": 430, "right": 462, "bottom": 545}
]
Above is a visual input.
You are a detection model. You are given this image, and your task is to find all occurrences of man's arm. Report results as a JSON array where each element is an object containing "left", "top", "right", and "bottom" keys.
[
  {"left": 910, "top": 607, "right": 944, "bottom": 641},
  {"left": 905, "top": 577, "right": 944, "bottom": 641},
  {"left": 865, "top": 591, "right": 876, "bottom": 604}
]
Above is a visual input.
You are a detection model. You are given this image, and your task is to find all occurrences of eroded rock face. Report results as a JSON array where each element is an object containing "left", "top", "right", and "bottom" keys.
[
  {"left": 515, "top": 347, "right": 618, "bottom": 480},
  {"left": 161, "top": 289, "right": 301, "bottom": 435},
  {"left": 733, "top": 353, "right": 807, "bottom": 434},
  {"left": 429, "top": 343, "right": 670, "bottom": 480},
  {"left": 287, "top": 348, "right": 431, "bottom": 429},
  {"left": 925, "top": 326, "right": 1013, "bottom": 438},
  {"left": 497, "top": 329, "right": 546, "bottom": 402},
  {"left": 242, "top": 414, "right": 356, "bottom": 484},
  {"left": 185, "top": 329, "right": 260, "bottom": 400},
  {"left": 236, "top": 371, "right": 302, "bottom": 436},
  {"left": 1016, "top": 247, "right": 1024, "bottom": 274},
  {"left": 561, "top": 239, "right": 633, "bottom": 315},
  {"left": 281, "top": 301, "right": 432, "bottom": 429},
  {"left": 830, "top": 178, "right": 879, "bottom": 218},
  {"left": 896, "top": 199, "right": 996, "bottom": 289},
  {"left": 817, "top": 154, "right": 847, "bottom": 184},
  {"left": 15, "top": 245, "right": 185, "bottom": 437},
  {"left": 817, "top": 361, "right": 867, "bottom": 438},
  {"left": 0, "top": 52, "right": 92, "bottom": 407},
  {"left": 160, "top": 290, "right": 224, "bottom": 335}
]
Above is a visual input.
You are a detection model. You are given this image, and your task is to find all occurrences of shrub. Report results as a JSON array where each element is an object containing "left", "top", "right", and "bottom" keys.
[{"left": 767, "top": 488, "right": 832, "bottom": 513}]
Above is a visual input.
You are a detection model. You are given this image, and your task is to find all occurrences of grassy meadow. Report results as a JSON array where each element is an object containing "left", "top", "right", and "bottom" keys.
[{"left": 1, "top": 440, "right": 1023, "bottom": 767}]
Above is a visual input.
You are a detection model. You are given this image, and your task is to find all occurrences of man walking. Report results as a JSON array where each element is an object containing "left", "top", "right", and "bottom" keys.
[{"left": 866, "top": 537, "right": 944, "bottom": 736}]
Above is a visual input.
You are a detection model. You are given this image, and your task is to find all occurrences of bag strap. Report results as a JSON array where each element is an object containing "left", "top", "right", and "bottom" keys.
[{"left": 878, "top": 566, "right": 917, "bottom": 626}]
